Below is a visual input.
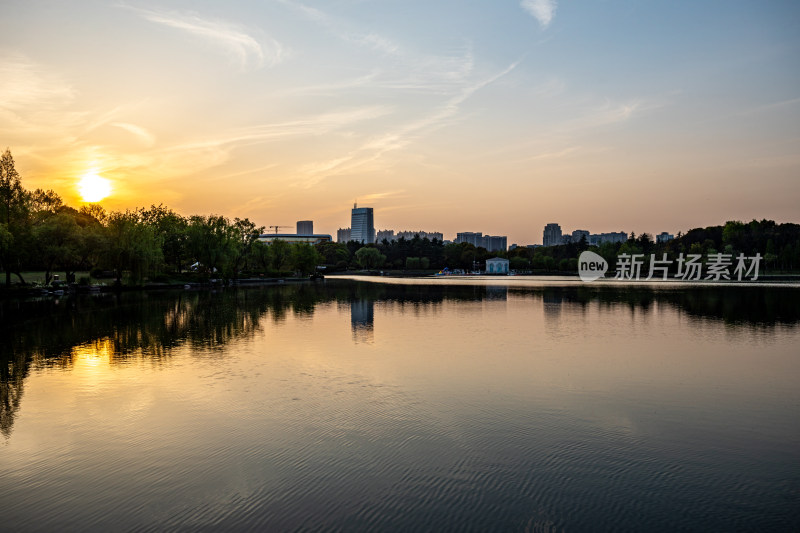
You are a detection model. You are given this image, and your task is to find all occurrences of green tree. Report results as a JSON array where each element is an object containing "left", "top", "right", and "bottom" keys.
[
  {"left": 33, "top": 212, "right": 81, "bottom": 285},
  {"left": 355, "top": 246, "right": 385, "bottom": 269},
  {"left": 231, "top": 218, "right": 264, "bottom": 277},
  {"left": 267, "top": 239, "right": 292, "bottom": 273},
  {"left": 186, "top": 215, "right": 237, "bottom": 280},
  {"left": 290, "top": 243, "right": 322, "bottom": 275},
  {"left": 0, "top": 149, "right": 30, "bottom": 285},
  {"left": 104, "top": 210, "right": 163, "bottom": 284},
  {"left": 316, "top": 241, "right": 350, "bottom": 268},
  {"left": 509, "top": 256, "right": 529, "bottom": 271},
  {"left": 141, "top": 204, "right": 189, "bottom": 275}
]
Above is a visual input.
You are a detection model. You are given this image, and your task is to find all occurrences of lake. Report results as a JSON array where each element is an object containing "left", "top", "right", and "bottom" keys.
[{"left": 2, "top": 277, "right": 799, "bottom": 532}]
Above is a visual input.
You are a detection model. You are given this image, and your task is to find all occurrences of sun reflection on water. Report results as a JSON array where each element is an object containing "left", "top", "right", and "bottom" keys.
[{"left": 70, "top": 339, "right": 116, "bottom": 385}]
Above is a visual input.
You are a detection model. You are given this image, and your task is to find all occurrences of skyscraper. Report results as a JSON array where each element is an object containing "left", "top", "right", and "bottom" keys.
[
  {"left": 543, "top": 223, "right": 563, "bottom": 247},
  {"left": 350, "top": 204, "right": 375, "bottom": 244}
]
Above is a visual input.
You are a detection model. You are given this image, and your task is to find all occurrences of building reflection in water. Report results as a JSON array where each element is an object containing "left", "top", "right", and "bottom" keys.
[
  {"left": 543, "top": 292, "right": 563, "bottom": 321},
  {"left": 3, "top": 282, "right": 800, "bottom": 438},
  {"left": 350, "top": 298, "right": 375, "bottom": 343},
  {"left": 485, "top": 286, "right": 508, "bottom": 301}
]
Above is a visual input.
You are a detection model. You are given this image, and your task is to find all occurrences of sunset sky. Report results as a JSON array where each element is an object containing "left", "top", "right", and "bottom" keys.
[{"left": 2, "top": 0, "right": 798, "bottom": 244}]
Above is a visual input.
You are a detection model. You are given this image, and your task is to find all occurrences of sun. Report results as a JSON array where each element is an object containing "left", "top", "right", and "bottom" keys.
[{"left": 78, "top": 172, "right": 112, "bottom": 203}]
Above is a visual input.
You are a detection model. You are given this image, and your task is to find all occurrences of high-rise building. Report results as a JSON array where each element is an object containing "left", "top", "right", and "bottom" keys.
[
  {"left": 337, "top": 228, "right": 351, "bottom": 243},
  {"left": 350, "top": 204, "right": 375, "bottom": 244},
  {"left": 455, "top": 232, "right": 507, "bottom": 252},
  {"left": 543, "top": 223, "right": 563, "bottom": 247},
  {"left": 484, "top": 235, "right": 507, "bottom": 252},
  {"left": 456, "top": 232, "right": 484, "bottom": 247},
  {"left": 296, "top": 220, "right": 313, "bottom": 235}
]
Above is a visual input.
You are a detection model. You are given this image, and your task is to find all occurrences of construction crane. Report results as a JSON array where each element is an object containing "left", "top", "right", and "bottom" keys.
[{"left": 269, "top": 225, "right": 292, "bottom": 234}]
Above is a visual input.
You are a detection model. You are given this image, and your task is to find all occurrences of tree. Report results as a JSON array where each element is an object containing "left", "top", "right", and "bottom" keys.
[
  {"left": 32, "top": 212, "right": 81, "bottom": 285},
  {"left": 80, "top": 204, "right": 108, "bottom": 225},
  {"left": 290, "top": 243, "right": 322, "bottom": 275},
  {"left": 316, "top": 241, "right": 350, "bottom": 268},
  {"left": 104, "top": 210, "right": 163, "bottom": 284},
  {"left": 267, "top": 239, "right": 292, "bottom": 273},
  {"left": 355, "top": 246, "right": 385, "bottom": 269},
  {"left": 140, "top": 204, "right": 189, "bottom": 275},
  {"left": 230, "top": 217, "right": 264, "bottom": 277},
  {"left": 0, "top": 149, "right": 30, "bottom": 286},
  {"left": 405, "top": 257, "right": 421, "bottom": 269},
  {"left": 185, "top": 215, "right": 237, "bottom": 280}
]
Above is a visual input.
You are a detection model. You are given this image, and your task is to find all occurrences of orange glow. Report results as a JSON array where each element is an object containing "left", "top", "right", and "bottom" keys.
[{"left": 78, "top": 172, "right": 112, "bottom": 203}]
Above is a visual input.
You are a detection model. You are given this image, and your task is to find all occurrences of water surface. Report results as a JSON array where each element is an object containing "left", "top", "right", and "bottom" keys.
[{"left": 2, "top": 279, "right": 799, "bottom": 531}]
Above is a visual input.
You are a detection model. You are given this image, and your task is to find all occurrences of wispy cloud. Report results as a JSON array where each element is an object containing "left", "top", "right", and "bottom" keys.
[
  {"left": 124, "top": 6, "right": 285, "bottom": 69},
  {"left": 521, "top": 0, "right": 557, "bottom": 29},
  {"left": 0, "top": 52, "right": 76, "bottom": 109},
  {"left": 358, "top": 190, "right": 407, "bottom": 203},
  {"left": 297, "top": 61, "right": 521, "bottom": 186},
  {"left": 279, "top": 0, "right": 472, "bottom": 92},
  {"left": 168, "top": 105, "right": 392, "bottom": 152},
  {"left": 278, "top": 0, "right": 399, "bottom": 55},
  {"left": 111, "top": 122, "right": 156, "bottom": 147}
]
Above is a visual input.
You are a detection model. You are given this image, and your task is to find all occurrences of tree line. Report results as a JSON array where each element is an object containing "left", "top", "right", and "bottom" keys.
[
  {"left": 0, "top": 149, "right": 322, "bottom": 287},
  {"left": 3, "top": 146, "right": 798, "bottom": 285},
  {"left": 324, "top": 221, "right": 800, "bottom": 274}
]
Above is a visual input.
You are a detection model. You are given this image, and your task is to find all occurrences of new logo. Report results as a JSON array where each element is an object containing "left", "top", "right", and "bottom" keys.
[{"left": 578, "top": 251, "right": 608, "bottom": 282}]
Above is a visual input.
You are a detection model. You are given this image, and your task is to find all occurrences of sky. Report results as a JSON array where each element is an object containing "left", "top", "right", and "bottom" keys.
[{"left": 1, "top": 0, "right": 798, "bottom": 244}]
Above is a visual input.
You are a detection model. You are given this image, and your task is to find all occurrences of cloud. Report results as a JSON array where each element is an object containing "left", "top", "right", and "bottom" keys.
[
  {"left": 297, "top": 61, "right": 521, "bottom": 187},
  {"left": 357, "top": 190, "right": 407, "bottom": 203},
  {"left": 111, "top": 122, "right": 156, "bottom": 147},
  {"left": 0, "top": 52, "right": 76, "bottom": 109},
  {"left": 125, "top": 6, "right": 284, "bottom": 69},
  {"left": 520, "top": 0, "right": 557, "bottom": 29}
]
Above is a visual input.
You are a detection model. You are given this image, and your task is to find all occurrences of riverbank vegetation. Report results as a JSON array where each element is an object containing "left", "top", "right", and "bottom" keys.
[
  {"left": 2, "top": 147, "right": 798, "bottom": 288},
  {"left": 0, "top": 149, "right": 321, "bottom": 288},
  {"left": 329, "top": 219, "right": 800, "bottom": 276}
]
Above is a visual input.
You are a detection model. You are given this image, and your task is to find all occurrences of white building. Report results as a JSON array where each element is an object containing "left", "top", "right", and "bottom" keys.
[
  {"left": 337, "top": 228, "right": 351, "bottom": 243},
  {"left": 485, "top": 257, "right": 509, "bottom": 274}
]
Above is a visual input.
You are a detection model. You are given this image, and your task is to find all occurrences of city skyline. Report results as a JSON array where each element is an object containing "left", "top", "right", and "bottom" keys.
[{"left": 2, "top": 1, "right": 798, "bottom": 245}]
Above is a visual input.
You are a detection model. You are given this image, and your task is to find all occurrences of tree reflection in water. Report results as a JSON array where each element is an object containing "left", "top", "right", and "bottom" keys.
[{"left": 2, "top": 281, "right": 799, "bottom": 437}]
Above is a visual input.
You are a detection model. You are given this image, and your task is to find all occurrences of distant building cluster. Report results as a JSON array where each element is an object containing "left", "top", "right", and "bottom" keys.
[
  {"left": 375, "top": 229, "right": 444, "bottom": 242},
  {"left": 455, "top": 232, "right": 507, "bottom": 252},
  {"left": 337, "top": 204, "right": 377, "bottom": 244},
  {"left": 271, "top": 205, "right": 671, "bottom": 252},
  {"left": 587, "top": 232, "right": 628, "bottom": 246},
  {"left": 542, "top": 223, "right": 675, "bottom": 247},
  {"left": 543, "top": 223, "right": 627, "bottom": 246},
  {"left": 656, "top": 232, "right": 675, "bottom": 243},
  {"left": 258, "top": 219, "right": 331, "bottom": 245}
]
